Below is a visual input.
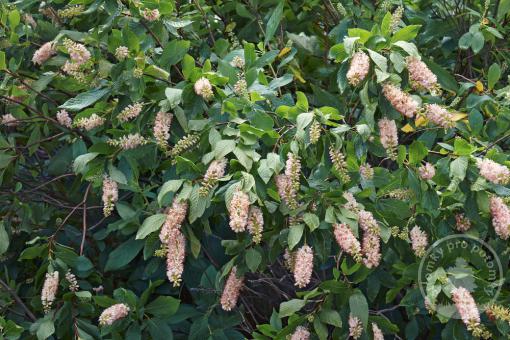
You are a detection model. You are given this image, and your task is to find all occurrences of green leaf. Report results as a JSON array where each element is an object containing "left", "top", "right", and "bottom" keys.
[
  {"left": 72, "top": 153, "right": 99, "bottom": 174},
  {"left": 264, "top": 1, "right": 284, "bottom": 46},
  {"left": 319, "top": 308, "right": 342, "bottom": 327},
  {"left": 165, "top": 88, "right": 183, "bottom": 109},
  {"left": 245, "top": 248, "right": 262, "bottom": 272},
  {"left": 367, "top": 49, "right": 387, "bottom": 72},
  {"left": 105, "top": 238, "right": 144, "bottom": 271},
  {"left": 59, "top": 88, "right": 110, "bottom": 111},
  {"left": 158, "top": 179, "right": 184, "bottom": 206},
  {"left": 349, "top": 291, "right": 369, "bottom": 327},
  {"left": 0, "top": 222, "right": 9, "bottom": 256},
  {"left": 146, "top": 296, "right": 180, "bottom": 317},
  {"left": 0, "top": 51, "right": 6, "bottom": 70},
  {"left": 488, "top": 63, "right": 501, "bottom": 90},
  {"left": 392, "top": 41, "right": 419, "bottom": 57},
  {"left": 391, "top": 25, "right": 421, "bottom": 42},
  {"left": 214, "top": 140, "right": 236, "bottom": 159},
  {"left": 185, "top": 225, "right": 201, "bottom": 258},
  {"left": 160, "top": 40, "right": 190, "bottom": 67},
  {"left": 471, "top": 31, "right": 484, "bottom": 54},
  {"left": 303, "top": 213, "right": 320, "bottom": 231},
  {"left": 288, "top": 224, "right": 304, "bottom": 250},
  {"left": 189, "top": 185, "right": 207, "bottom": 223},
  {"left": 450, "top": 156, "right": 468, "bottom": 181},
  {"left": 8, "top": 10, "right": 20, "bottom": 29},
  {"left": 136, "top": 214, "right": 166, "bottom": 240},
  {"left": 453, "top": 138, "right": 476, "bottom": 156},
  {"left": 279, "top": 299, "right": 306, "bottom": 317},
  {"left": 408, "top": 141, "right": 428, "bottom": 165},
  {"left": 36, "top": 318, "right": 55, "bottom": 340}
]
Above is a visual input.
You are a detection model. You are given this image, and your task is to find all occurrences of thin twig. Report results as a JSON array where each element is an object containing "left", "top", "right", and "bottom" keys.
[
  {"left": 0, "top": 278, "right": 37, "bottom": 321},
  {"left": 80, "top": 183, "right": 92, "bottom": 255}
]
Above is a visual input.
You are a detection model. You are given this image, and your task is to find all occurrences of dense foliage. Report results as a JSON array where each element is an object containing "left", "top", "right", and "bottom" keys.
[{"left": 1, "top": 0, "right": 510, "bottom": 339}]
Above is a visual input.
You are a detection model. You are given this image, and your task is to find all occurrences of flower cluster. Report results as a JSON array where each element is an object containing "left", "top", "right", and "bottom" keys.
[
  {"left": 194, "top": 77, "right": 214, "bottom": 100},
  {"left": 63, "top": 39, "right": 91, "bottom": 65},
  {"left": 451, "top": 287, "right": 480, "bottom": 327},
  {"left": 382, "top": 83, "right": 418, "bottom": 118},
  {"left": 115, "top": 46, "right": 129, "bottom": 61},
  {"left": 247, "top": 206, "right": 264, "bottom": 244},
  {"left": 74, "top": 114, "right": 105, "bottom": 130},
  {"left": 276, "top": 174, "right": 295, "bottom": 208},
  {"left": 333, "top": 223, "right": 362, "bottom": 262},
  {"left": 362, "top": 231, "right": 381, "bottom": 268},
  {"left": 347, "top": 51, "right": 370, "bottom": 86},
  {"left": 108, "top": 133, "right": 148, "bottom": 150},
  {"left": 141, "top": 8, "right": 160, "bottom": 21},
  {"left": 455, "top": 213, "right": 471, "bottom": 232},
  {"left": 289, "top": 326, "right": 310, "bottom": 340},
  {"left": 409, "top": 225, "right": 428, "bottom": 257},
  {"left": 349, "top": 315, "right": 363, "bottom": 339},
  {"left": 329, "top": 147, "right": 350, "bottom": 182},
  {"left": 343, "top": 192, "right": 359, "bottom": 212},
  {"left": 476, "top": 158, "right": 510, "bottom": 185},
  {"left": 309, "top": 120, "right": 321, "bottom": 144},
  {"left": 293, "top": 245, "right": 314, "bottom": 288},
  {"left": 233, "top": 78, "right": 248, "bottom": 96},
  {"left": 118, "top": 102, "right": 143, "bottom": 122},
  {"left": 1, "top": 114, "right": 17, "bottom": 127},
  {"left": 406, "top": 56, "right": 438, "bottom": 92},
  {"left": 99, "top": 303, "right": 130, "bottom": 326},
  {"left": 424, "top": 104, "right": 455, "bottom": 128},
  {"left": 390, "top": 6, "right": 404, "bottom": 32},
  {"left": 199, "top": 159, "right": 227, "bottom": 196},
  {"left": 102, "top": 176, "right": 118, "bottom": 217},
  {"left": 159, "top": 200, "right": 188, "bottom": 243},
  {"left": 153, "top": 111, "right": 173, "bottom": 150},
  {"left": 230, "top": 56, "right": 245, "bottom": 68},
  {"left": 372, "top": 323, "right": 384, "bottom": 340},
  {"left": 277, "top": 153, "right": 301, "bottom": 209},
  {"left": 358, "top": 210, "right": 380, "bottom": 234},
  {"left": 220, "top": 266, "right": 243, "bottom": 311},
  {"left": 32, "top": 42, "right": 55, "bottom": 65},
  {"left": 228, "top": 190, "right": 250, "bottom": 232},
  {"left": 418, "top": 162, "right": 435, "bottom": 180},
  {"left": 378, "top": 118, "right": 398, "bottom": 159},
  {"left": 56, "top": 110, "right": 72, "bottom": 128},
  {"left": 359, "top": 163, "right": 374, "bottom": 180},
  {"left": 489, "top": 196, "right": 510, "bottom": 239},
  {"left": 58, "top": 5, "right": 84, "bottom": 18},
  {"left": 41, "top": 271, "right": 59, "bottom": 313},
  {"left": 65, "top": 270, "right": 79, "bottom": 292},
  {"left": 169, "top": 133, "right": 200, "bottom": 158}
]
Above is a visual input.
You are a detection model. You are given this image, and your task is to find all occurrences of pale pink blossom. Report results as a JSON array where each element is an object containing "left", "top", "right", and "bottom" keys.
[
  {"left": 358, "top": 210, "right": 380, "bottom": 234},
  {"left": 276, "top": 174, "right": 295, "bottom": 207},
  {"left": 102, "top": 176, "right": 118, "bottom": 217},
  {"left": 194, "top": 77, "right": 213, "bottom": 100},
  {"left": 141, "top": 8, "right": 160, "bottom": 21},
  {"left": 230, "top": 56, "right": 245, "bottom": 69},
  {"left": 1, "top": 114, "right": 18, "bottom": 127},
  {"left": 372, "top": 323, "right": 384, "bottom": 340},
  {"left": 347, "top": 51, "right": 370, "bottom": 86},
  {"left": 451, "top": 286, "right": 480, "bottom": 326},
  {"left": 41, "top": 271, "right": 59, "bottom": 313},
  {"left": 476, "top": 158, "right": 510, "bottom": 185},
  {"left": 74, "top": 114, "right": 105, "bottom": 130},
  {"left": 115, "top": 46, "right": 129, "bottom": 61},
  {"left": 378, "top": 118, "right": 398, "bottom": 159},
  {"left": 424, "top": 104, "right": 455, "bottom": 129},
  {"left": 290, "top": 326, "right": 310, "bottom": 340},
  {"left": 410, "top": 225, "right": 428, "bottom": 257},
  {"left": 360, "top": 163, "right": 374, "bottom": 180},
  {"left": 489, "top": 196, "right": 510, "bottom": 240},
  {"left": 283, "top": 152, "right": 301, "bottom": 208},
  {"left": 382, "top": 83, "right": 418, "bottom": 118},
  {"left": 99, "top": 303, "right": 130, "bottom": 326},
  {"left": 247, "top": 206, "right": 264, "bottom": 244},
  {"left": 108, "top": 133, "right": 148, "bottom": 150},
  {"left": 56, "top": 110, "right": 72, "bottom": 128},
  {"left": 32, "top": 42, "right": 55, "bottom": 65},
  {"left": 418, "top": 162, "right": 435, "bottom": 180},
  {"left": 293, "top": 245, "right": 313, "bottom": 288},
  {"left": 159, "top": 200, "right": 188, "bottom": 243},
  {"left": 228, "top": 190, "right": 250, "bottom": 232},
  {"left": 343, "top": 192, "right": 359, "bottom": 212},
  {"left": 63, "top": 39, "right": 90, "bottom": 65},
  {"left": 165, "top": 227, "right": 186, "bottom": 286},
  {"left": 118, "top": 102, "right": 143, "bottom": 122},
  {"left": 455, "top": 213, "right": 471, "bottom": 232},
  {"left": 362, "top": 231, "right": 381, "bottom": 268},
  {"left": 220, "top": 266, "right": 243, "bottom": 311},
  {"left": 349, "top": 315, "right": 363, "bottom": 339},
  {"left": 406, "top": 56, "right": 438, "bottom": 92},
  {"left": 65, "top": 270, "right": 79, "bottom": 292},
  {"left": 153, "top": 111, "right": 173, "bottom": 149},
  {"left": 334, "top": 223, "right": 362, "bottom": 262},
  {"left": 200, "top": 158, "right": 227, "bottom": 196}
]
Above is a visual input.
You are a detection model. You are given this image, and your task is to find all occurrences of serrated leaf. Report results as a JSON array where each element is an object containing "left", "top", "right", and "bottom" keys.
[
  {"left": 165, "top": 88, "right": 183, "bottom": 108},
  {"left": 288, "top": 224, "right": 304, "bottom": 250},
  {"left": 136, "top": 214, "right": 166, "bottom": 240},
  {"left": 279, "top": 299, "right": 306, "bottom": 317},
  {"left": 303, "top": 213, "right": 320, "bottom": 231},
  {"left": 349, "top": 291, "right": 369, "bottom": 327},
  {"left": 245, "top": 248, "right": 262, "bottom": 272},
  {"left": 264, "top": 1, "right": 284, "bottom": 46},
  {"left": 0, "top": 221, "right": 9, "bottom": 256},
  {"left": 158, "top": 179, "right": 185, "bottom": 206},
  {"left": 59, "top": 88, "right": 110, "bottom": 111}
]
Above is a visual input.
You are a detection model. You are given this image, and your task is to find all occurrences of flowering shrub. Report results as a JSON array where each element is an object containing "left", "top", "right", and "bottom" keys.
[{"left": 1, "top": 1, "right": 510, "bottom": 339}]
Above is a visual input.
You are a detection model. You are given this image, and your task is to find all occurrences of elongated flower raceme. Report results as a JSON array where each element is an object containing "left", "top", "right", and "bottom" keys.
[
  {"left": 63, "top": 38, "right": 90, "bottom": 65},
  {"left": 194, "top": 77, "right": 213, "bottom": 100},
  {"left": 329, "top": 147, "right": 350, "bottom": 182},
  {"left": 118, "top": 102, "right": 143, "bottom": 122},
  {"left": 418, "top": 162, "right": 435, "bottom": 180},
  {"left": 406, "top": 56, "right": 438, "bottom": 92},
  {"left": 476, "top": 158, "right": 510, "bottom": 185},
  {"left": 220, "top": 266, "right": 243, "bottom": 311},
  {"left": 141, "top": 8, "right": 160, "bottom": 21},
  {"left": 102, "top": 176, "right": 118, "bottom": 217},
  {"left": 378, "top": 118, "right": 398, "bottom": 159},
  {"left": 424, "top": 104, "right": 455, "bottom": 128},
  {"left": 451, "top": 287, "right": 480, "bottom": 327},
  {"left": 290, "top": 326, "right": 310, "bottom": 340},
  {"left": 247, "top": 206, "right": 264, "bottom": 244},
  {"left": 309, "top": 120, "right": 321, "bottom": 144},
  {"left": 1, "top": 114, "right": 17, "bottom": 127},
  {"left": 293, "top": 245, "right": 313, "bottom": 288},
  {"left": 108, "top": 133, "right": 148, "bottom": 150},
  {"left": 115, "top": 46, "right": 129, "bottom": 61},
  {"left": 199, "top": 158, "right": 227, "bottom": 196},
  {"left": 343, "top": 192, "right": 359, "bottom": 212},
  {"left": 169, "top": 134, "right": 200, "bottom": 158},
  {"left": 65, "top": 270, "right": 79, "bottom": 292},
  {"left": 362, "top": 231, "right": 381, "bottom": 268},
  {"left": 74, "top": 114, "right": 105, "bottom": 130},
  {"left": 382, "top": 83, "right": 418, "bottom": 118},
  {"left": 153, "top": 111, "right": 173, "bottom": 150},
  {"left": 333, "top": 223, "right": 362, "bottom": 262},
  {"left": 455, "top": 213, "right": 471, "bottom": 232},
  {"left": 358, "top": 210, "right": 380, "bottom": 234},
  {"left": 32, "top": 42, "right": 55, "bottom": 65},
  {"left": 159, "top": 200, "right": 188, "bottom": 243},
  {"left": 360, "top": 163, "right": 373, "bottom": 180},
  {"left": 372, "top": 323, "right": 384, "bottom": 340},
  {"left": 410, "top": 225, "right": 428, "bottom": 257},
  {"left": 99, "top": 303, "right": 130, "bottom": 326},
  {"left": 56, "top": 110, "right": 72, "bottom": 128},
  {"left": 276, "top": 174, "right": 295, "bottom": 208},
  {"left": 282, "top": 152, "right": 301, "bottom": 209},
  {"left": 489, "top": 196, "right": 510, "bottom": 240},
  {"left": 347, "top": 51, "right": 370, "bottom": 86},
  {"left": 41, "top": 271, "right": 59, "bottom": 313},
  {"left": 165, "top": 227, "right": 186, "bottom": 286},
  {"left": 349, "top": 315, "right": 363, "bottom": 339},
  {"left": 230, "top": 56, "right": 245, "bottom": 69},
  {"left": 228, "top": 190, "right": 250, "bottom": 232}
]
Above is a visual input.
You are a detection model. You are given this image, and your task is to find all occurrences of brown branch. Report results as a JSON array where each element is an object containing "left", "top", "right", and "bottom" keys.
[
  {"left": 193, "top": 0, "right": 216, "bottom": 44},
  {"left": 6, "top": 70, "right": 59, "bottom": 106},
  {"left": 0, "top": 278, "right": 37, "bottom": 321},
  {"left": 80, "top": 183, "right": 92, "bottom": 255}
]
